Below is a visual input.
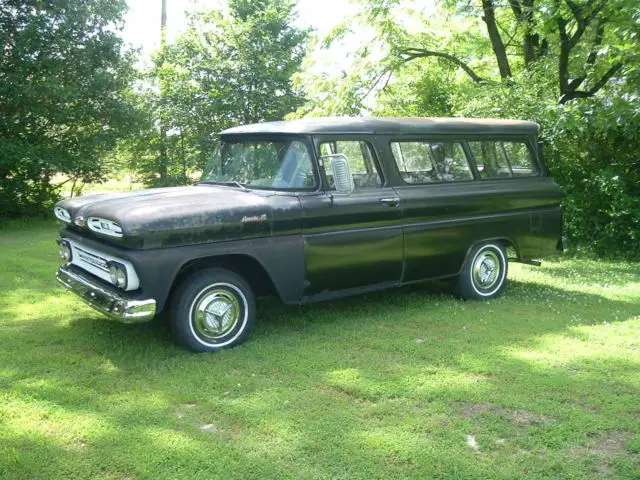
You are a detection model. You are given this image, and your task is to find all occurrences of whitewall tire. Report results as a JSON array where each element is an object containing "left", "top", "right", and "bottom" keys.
[
  {"left": 171, "top": 268, "right": 255, "bottom": 352},
  {"left": 455, "top": 242, "right": 508, "bottom": 300}
]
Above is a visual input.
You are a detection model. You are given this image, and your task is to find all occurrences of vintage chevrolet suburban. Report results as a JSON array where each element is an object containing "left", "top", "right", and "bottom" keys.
[{"left": 54, "top": 117, "right": 563, "bottom": 351}]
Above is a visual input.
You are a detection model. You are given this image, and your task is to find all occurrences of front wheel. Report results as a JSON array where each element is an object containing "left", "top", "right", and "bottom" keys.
[
  {"left": 171, "top": 268, "right": 255, "bottom": 352},
  {"left": 455, "top": 242, "right": 508, "bottom": 300}
]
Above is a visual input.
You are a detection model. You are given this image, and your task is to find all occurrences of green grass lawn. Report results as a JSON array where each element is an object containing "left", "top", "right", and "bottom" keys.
[{"left": 1, "top": 221, "right": 639, "bottom": 479}]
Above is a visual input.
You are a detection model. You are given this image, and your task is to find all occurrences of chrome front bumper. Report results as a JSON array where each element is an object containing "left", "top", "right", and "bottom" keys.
[{"left": 56, "top": 264, "right": 156, "bottom": 324}]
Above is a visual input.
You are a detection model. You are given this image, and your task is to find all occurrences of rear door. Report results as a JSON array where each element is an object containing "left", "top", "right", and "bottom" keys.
[
  {"left": 299, "top": 137, "right": 403, "bottom": 297},
  {"left": 389, "top": 138, "right": 483, "bottom": 281}
]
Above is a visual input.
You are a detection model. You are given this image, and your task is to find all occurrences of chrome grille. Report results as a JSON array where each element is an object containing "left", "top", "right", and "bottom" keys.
[
  {"left": 65, "top": 239, "right": 140, "bottom": 291},
  {"left": 74, "top": 246, "right": 109, "bottom": 272}
]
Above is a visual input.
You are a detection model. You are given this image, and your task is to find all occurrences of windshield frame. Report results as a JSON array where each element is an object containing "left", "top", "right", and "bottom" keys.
[{"left": 201, "top": 134, "right": 320, "bottom": 193}]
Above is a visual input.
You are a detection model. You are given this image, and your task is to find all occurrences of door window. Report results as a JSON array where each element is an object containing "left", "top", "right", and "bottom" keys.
[
  {"left": 319, "top": 140, "right": 382, "bottom": 189},
  {"left": 390, "top": 141, "right": 473, "bottom": 183}
]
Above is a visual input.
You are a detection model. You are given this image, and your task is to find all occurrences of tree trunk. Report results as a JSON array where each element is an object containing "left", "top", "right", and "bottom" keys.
[{"left": 481, "top": 0, "right": 512, "bottom": 78}]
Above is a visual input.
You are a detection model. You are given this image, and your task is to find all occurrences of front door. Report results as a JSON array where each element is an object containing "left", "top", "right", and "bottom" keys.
[{"left": 299, "top": 138, "right": 403, "bottom": 297}]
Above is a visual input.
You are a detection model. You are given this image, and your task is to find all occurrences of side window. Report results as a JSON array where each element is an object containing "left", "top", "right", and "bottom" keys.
[
  {"left": 319, "top": 140, "right": 382, "bottom": 189},
  {"left": 502, "top": 142, "right": 539, "bottom": 176},
  {"left": 390, "top": 141, "right": 473, "bottom": 184},
  {"left": 469, "top": 141, "right": 539, "bottom": 178}
]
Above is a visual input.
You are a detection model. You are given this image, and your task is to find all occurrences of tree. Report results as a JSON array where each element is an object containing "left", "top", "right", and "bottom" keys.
[
  {"left": 383, "top": 0, "right": 638, "bottom": 104},
  {"left": 297, "top": 0, "right": 638, "bottom": 110},
  {"left": 139, "top": 0, "right": 309, "bottom": 185},
  {"left": 0, "top": 0, "right": 141, "bottom": 218},
  {"left": 294, "top": 0, "right": 639, "bottom": 256}
]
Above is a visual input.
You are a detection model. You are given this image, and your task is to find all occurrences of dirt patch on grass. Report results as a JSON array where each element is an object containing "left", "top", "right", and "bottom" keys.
[
  {"left": 454, "top": 402, "right": 496, "bottom": 416},
  {"left": 452, "top": 402, "right": 551, "bottom": 426},
  {"left": 568, "top": 431, "right": 639, "bottom": 476},
  {"left": 510, "top": 409, "right": 550, "bottom": 426},
  {"left": 588, "top": 431, "right": 630, "bottom": 455}
]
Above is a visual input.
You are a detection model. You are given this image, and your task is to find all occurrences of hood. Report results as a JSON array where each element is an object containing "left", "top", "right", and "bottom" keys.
[{"left": 56, "top": 185, "right": 302, "bottom": 248}]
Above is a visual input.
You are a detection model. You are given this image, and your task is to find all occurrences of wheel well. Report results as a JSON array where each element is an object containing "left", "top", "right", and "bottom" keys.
[
  {"left": 466, "top": 237, "right": 519, "bottom": 260},
  {"left": 497, "top": 238, "right": 518, "bottom": 258},
  {"left": 169, "top": 255, "right": 279, "bottom": 306}
]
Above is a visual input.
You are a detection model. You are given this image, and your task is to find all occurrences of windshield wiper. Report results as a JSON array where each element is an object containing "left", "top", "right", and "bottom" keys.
[
  {"left": 226, "top": 181, "right": 249, "bottom": 191},
  {"left": 199, "top": 180, "right": 249, "bottom": 191}
]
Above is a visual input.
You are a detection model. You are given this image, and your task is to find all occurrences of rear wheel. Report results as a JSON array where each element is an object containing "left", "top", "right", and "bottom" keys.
[
  {"left": 171, "top": 268, "right": 255, "bottom": 352},
  {"left": 456, "top": 242, "right": 508, "bottom": 300}
]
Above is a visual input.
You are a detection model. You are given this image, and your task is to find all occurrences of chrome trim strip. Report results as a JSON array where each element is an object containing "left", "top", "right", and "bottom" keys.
[{"left": 56, "top": 265, "right": 156, "bottom": 324}]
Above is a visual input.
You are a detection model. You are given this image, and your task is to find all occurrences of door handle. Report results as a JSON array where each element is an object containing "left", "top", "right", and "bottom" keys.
[{"left": 379, "top": 197, "right": 400, "bottom": 207}]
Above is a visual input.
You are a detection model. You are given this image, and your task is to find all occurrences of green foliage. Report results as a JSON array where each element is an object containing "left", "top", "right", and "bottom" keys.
[
  {"left": 454, "top": 73, "right": 640, "bottom": 258},
  {"left": 132, "top": 0, "right": 309, "bottom": 186},
  {"left": 0, "top": 0, "right": 141, "bottom": 219},
  {"left": 297, "top": 0, "right": 640, "bottom": 258},
  {"left": 545, "top": 98, "right": 640, "bottom": 257}
]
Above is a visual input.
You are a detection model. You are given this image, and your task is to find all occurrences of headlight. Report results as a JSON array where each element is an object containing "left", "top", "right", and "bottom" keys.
[
  {"left": 109, "top": 265, "right": 119, "bottom": 285},
  {"left": 57, "top": 240, "right": 72, "bottom": 262},
  {"left": 115, "top": 268, "right": 127, "bottom": 289},
  {"left": 108, "top": 262, "right": 128, "bottom": 289}
]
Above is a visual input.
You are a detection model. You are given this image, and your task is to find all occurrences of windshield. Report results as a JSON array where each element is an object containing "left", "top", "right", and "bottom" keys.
[{"left": 201, "top": 139, "right": 316, "bottom": 190}]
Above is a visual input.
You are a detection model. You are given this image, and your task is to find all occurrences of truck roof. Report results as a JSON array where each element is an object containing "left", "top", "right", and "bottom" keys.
[{"left": 220, "top": 117, "right": 539, "bottom": 136}]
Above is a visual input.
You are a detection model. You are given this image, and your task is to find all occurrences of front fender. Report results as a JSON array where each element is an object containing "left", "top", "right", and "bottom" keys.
[{"left": 59, "top": 228, "right": 306, "bottom": 312}]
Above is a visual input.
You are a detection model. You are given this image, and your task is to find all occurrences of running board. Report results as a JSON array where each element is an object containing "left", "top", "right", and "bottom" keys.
[{"left": 508, "top": 258, "right": 542, "bottom": 267}]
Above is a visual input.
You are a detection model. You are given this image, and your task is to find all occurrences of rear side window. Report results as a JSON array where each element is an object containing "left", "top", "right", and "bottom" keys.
[
  {"left": 320, "top": 140, "right": 382, "bottom": 189},
  {"left": 468, "top": 141, "right": 539, "bottom": 178},
  {"left": 390, "top": 141, "right": 473, "bottom": 183}
]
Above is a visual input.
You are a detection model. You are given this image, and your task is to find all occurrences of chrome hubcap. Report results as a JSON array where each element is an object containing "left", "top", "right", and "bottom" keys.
[
  {"left": 472, "top": 250, "right": 501, "bottom": 290},
  {"left": 193, "top": 288, "right": 241, "bottom": 341}
]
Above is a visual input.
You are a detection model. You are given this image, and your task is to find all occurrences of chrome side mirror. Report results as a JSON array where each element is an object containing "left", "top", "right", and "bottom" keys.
[{"left": 321, "top": 154, "right": 354, "bottom": 195}]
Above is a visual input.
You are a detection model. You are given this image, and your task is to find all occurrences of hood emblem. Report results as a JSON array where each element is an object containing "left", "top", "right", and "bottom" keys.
[
  {"left": 74, "top": 216, "right": 86, "bottom": 227},
  {"left": 241, "top": 214, "right": 267, "bottom": 223}
]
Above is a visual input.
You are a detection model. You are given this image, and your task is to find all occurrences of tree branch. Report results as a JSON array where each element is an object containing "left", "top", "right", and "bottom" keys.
[
  {"left": 566, "top": 18, "right": 606, "bottom": 92},
  {"left": 564, "top": 0, "right": 583, "bottom": 20},
  {"left": 508, "top": 0, "right": 543, "bottom": 67},
  {"left": 481, "top": 0, "right": 512, "bottom": 78},
  {"left": 360, "top": 69, "right": 392, "bottom": 102},
  {"left": 587, "top": 62, "right": 623, "bottom": 94},
  {"left": 559, "top": 62, "right": 622, "bottom": 103},
  {"left": 397, "top": 48, "right": 487, "bottom": 83},
  {"left": 585, "top": 18, "right": 606, "bottom": 67},
  {"left": 557, "top": 17, "right": 570, "bottom": 94},
  {"left": 507, "top": 0, "right": 523, "bottom": 19},
  {"left": 566, "top": 0, "right": 606, "bottom": 50}
]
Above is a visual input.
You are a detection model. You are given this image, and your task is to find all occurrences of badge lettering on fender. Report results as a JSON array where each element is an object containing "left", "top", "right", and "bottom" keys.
[{"left": 241, "top": 214, "right": 268, "bottom": 223}]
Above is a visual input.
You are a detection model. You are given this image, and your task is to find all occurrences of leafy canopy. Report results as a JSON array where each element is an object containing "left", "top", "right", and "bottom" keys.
[
  {"left": 136, "top": 0, "right": 310, "bottom": 186},
  {"left": 0, "top": 0, "right": 140, "bottom": 218}
]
